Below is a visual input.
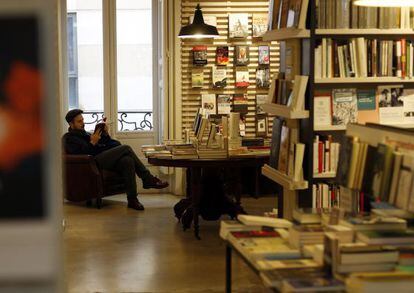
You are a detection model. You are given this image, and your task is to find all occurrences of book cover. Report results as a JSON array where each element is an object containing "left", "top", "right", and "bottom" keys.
[
  {"left": 233, "top": 94, "right": 249, "bottom": 114},
  {"left": 217, "top": 95, "right": 232, "bottom": 115},
  {"left": 278, "top": 0, "right": 290, "bottom": 29},
  {"left": 191, "top": 68, "right": 204, "bottom": 88},
  {"left": 285, "top": 40, "right": 301, "bottom": 80},
  {"left": 271, "top": 0, "right": 283, "bottom": 30},
  {"left": 235, "top": 69, "right": 250, "bottom": 88},
  {"left": 357, "top": 89, "right": 379, "bottom": 124},
  {"left": 269, "top": 117, "right": 284, "bottom": 169},
  {"left": 201, "top": 94, "right": 216, "bottom": 115},
  {"left": 286, "top": 0, "right": 302, "bottom": 28},
  {"left": 192, "top": 46, "right": 207, "bottom": 66},
  {"left": 229, "top": 13, "right": 249, "bottom": 38},
  {"left": 235, "top": 45, "right": 249, "bottom": 66},
  {"left": 332, "top": 88, "right": 358, "bottom": 126},
  {"left": 314, "top": 93, "right": 332, "bottom": 127},
  {"left": 378, "top": 86, "right": 404, "bottom": 125},
  {"left": 256, "top": 94, "right": 268, "bottom": 114},
  {"left": 252, "top": 14, "right": 268, "bottom": 37},
  {"left": 256, "top": 114, "right": 268, "bottom": 137},
  {"left": 278, "top": 125, "right": 290, "bottom": 174},
  {"left": 258, "top": 45, "right": 270, "bottom": 65},
  {"left": 336, "top": 136, "right": 354, "bottom": 186},
  {"left": 212, "top": 66, "right": 227, "bottom": 88},
  {"left": 256, "top": 67, "right": 270, "bottom": 88},
  {"left": 402, "top": 89, "right": 414, "bottom": 124},
  {"left": 216, "top": 46, "right": 229, "bottom": 65}
]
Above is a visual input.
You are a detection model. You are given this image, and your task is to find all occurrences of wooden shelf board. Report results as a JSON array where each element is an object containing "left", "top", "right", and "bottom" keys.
[
  {"left": 263, "top": 28, "right": 310, "bottom": 41},
  {"left": 315, "top": 77, "right": 414, "bottom": 84},
  {"left": 313, "top": 172, "right": 336, "bottom": 179},
  {"left": 314, "top": 125, "right": 347, "bottom": 131},
  {"left": 316, "top": 29, "right": 414, "bottom": 36},
  {"left": 261, "top": 164, "right": 308, "bottom": 190},
  {"left": 262, "top": 103, "right": 309, "bottom": 119}
]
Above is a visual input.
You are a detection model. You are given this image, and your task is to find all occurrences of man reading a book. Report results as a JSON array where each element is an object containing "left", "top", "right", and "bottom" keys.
[{"left": 63, "top": 109, "right": 169, "bottom": 210}]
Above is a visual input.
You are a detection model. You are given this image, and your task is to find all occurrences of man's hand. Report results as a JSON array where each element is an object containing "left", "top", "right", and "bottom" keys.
[{"left": 90, "top": 129, "right": 102, "bottom": 145}]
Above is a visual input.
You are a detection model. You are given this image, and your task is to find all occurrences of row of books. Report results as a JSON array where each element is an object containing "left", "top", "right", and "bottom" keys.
[
  {"left": 269, "top": 118, "right": 305, "bottom": 180},
  {"left": 314, "top": 86, "right": 414, "bottom": 127},
  {"left": 201, "top": 93, "right": 263, "bottom": 116},
  {"left": 191, "top": 13, "right": 268, "bottom": 39},
  {"left": 317, "top": 1, "right": 414, "bottom": 29},
  {"left": 268, "top": 0, "right": 309, "bottom": 30},
  {"left": 193, "top": 45, "right": 271, "bottom": 67},
  {"left": 313, "top": 135, "right": 340, "bottom": 175},
  {"left": 312, "top": 183, "right": 340, "bottom": 210},
  {"left": 315, "top": 38, "right": 414, "bottom": 79},
  {"left": 337, "top": 136, "right": 414, "bottom": 212},
  {"left": 192, "top": 66, "right": 270, "bottom": 89},
  {"left": 268, "top": 74, "right": 308, "bottom": 111}
]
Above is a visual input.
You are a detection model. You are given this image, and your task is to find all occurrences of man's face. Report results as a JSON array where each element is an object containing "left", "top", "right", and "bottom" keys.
[{"left": 70, "top": 114, "right": 84, "bottom": 130}]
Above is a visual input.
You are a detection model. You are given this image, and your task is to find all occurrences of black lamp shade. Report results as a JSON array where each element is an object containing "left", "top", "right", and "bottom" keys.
[{"left": 178, "top": 4, "right": 219, "bottom": 38}]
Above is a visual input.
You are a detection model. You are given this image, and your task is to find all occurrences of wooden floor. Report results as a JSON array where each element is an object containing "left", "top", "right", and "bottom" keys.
[{"left": 63, "top": 194, "right": 276, "bottom": 293}]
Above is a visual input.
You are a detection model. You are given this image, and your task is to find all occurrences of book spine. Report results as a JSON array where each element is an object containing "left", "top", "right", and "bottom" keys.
[
  {"left": 396, "top": 40, "right": 402, "bottom": 77},
  {"left": 333, "top": 40, "right": 340, "bottom": 77},
  {"left": 402, "top": 39, "right": 407, "bottom": 78}
]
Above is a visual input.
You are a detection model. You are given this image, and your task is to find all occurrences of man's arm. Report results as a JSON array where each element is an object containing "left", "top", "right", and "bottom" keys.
[{"left": 63, "top": 135, "right": 100, "bottom": 155}]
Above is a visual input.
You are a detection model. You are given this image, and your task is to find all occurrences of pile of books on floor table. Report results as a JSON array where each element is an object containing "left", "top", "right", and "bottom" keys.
[{"left": 221, "top": 210, "right": 414, "bottom": 292}]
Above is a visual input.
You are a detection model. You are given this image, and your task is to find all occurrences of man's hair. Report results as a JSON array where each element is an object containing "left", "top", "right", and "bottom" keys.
[{"left": 65, "top": 109, "right": 83, "bottom": 124}]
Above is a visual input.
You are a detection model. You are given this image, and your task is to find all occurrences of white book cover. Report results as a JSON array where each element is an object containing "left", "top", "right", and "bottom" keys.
[
  {"left": 217, "top": 95, "right": 232, "bottom": 114},
  {"left": 314, "top": 95, "right": 332, "bottom": 127},
  {"left": 229, "top": 13, "right": 249, "bottom": 38},
  {"left": 201, "top": 94, "right": 216, "bottom": 115}
]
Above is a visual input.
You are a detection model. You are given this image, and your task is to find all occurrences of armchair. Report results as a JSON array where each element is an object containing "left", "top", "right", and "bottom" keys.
[{"left": 63, "top": 154, "right": 126, "bottom": 208}]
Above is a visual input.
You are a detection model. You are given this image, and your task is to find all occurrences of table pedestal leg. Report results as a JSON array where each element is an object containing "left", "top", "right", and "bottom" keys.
[
  {"left": 226, "top": 244, "right": 232, "bottom": 293},
  {"left": 191, "top": 167, "right": 202, "bottom": 240}
]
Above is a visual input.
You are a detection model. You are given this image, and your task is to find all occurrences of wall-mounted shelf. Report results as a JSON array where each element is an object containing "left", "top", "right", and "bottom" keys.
[
  {"left": 263, "top": 28, "right": 310, "bottom": 41},
  {"left": 262, "top": 164, "right": 308, "bottom": 191},
  {"left": 315, "top": 77, "right": 414, "bottom": 84},
  {"left": 261, "top": 103, "right": 309, "bottom": 119},
  {"left": 316, "top": 29, "right": 414, "bottom": 36},
  {"left": 314, "top": 125, "right": 347, "bottom": 131},
  {"left": 313, "top": 172, "right": 336, "bottom": 179}
]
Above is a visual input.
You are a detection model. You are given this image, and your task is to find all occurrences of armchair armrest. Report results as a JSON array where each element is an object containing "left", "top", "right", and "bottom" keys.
[{"left": 63, "top": 154, "right": 104, "bottom": 202}]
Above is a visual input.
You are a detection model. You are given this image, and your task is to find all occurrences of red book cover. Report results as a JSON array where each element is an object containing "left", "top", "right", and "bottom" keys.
[
  {"left": 318, "top": 142, "right": 324, "bottom": 173},
  {"left": 401, "top": 39, "right": 407, "bottom": 78},
  {"left": 230, "top": 230, "right": 280, "bottom": 238}
]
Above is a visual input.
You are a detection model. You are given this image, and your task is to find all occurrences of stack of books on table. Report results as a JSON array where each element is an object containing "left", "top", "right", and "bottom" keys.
[
  {"left": 346, "top": 272, "right": 414, "bottom": 293},
  {"left": 166, "top": 144, "right": 198, "bottom": 160},
  {"left": 260, "top": 268, "right": 345, "bottom": 293},
  {"left": 197, "top": 147, "right": 227, "bottom": 159},
  {"left": 141, "top": 145, "right": 172, "bottom": 158}
]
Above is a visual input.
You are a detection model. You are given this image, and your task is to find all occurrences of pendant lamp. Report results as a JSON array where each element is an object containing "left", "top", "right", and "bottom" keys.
[
  {"left": 353, "top": 0, "right": 414, "bottom": 7},
  {"left": 178, "top": 4, "right": 219, "bottom": 39}
]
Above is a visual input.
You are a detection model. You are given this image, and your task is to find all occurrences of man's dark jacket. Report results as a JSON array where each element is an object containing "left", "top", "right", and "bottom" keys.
[{"left": 63, "top": 129, "right": 121, "bottom": 156}]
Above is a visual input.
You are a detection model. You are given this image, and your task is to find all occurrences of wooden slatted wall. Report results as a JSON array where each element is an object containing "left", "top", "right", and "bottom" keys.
[{"left": 180, "top": 0, "right": 280, "bottom": 137}]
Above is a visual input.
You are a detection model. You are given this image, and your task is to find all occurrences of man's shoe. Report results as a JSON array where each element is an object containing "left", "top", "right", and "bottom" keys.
[
  {"left": 143, "top": 176, "right": 169, "bottom": 189},
  {"left": 127, "top": 198, "right": 145, "bottom": 211}
]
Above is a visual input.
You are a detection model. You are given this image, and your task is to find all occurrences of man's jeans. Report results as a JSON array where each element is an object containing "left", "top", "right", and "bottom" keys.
[{"left": 95, "top": 145, "right": 151, "bottom": 198}]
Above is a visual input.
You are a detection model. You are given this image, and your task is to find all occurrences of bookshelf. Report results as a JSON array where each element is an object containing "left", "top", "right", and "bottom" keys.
[
  {"left": 263, "top": 28, "right": 310, "bottom": 41},
  {"left": 261, "top": 103, "right": 309, "bottom": 119},
  {"left": 316, "top": 29, "right": 414, "bottom": 36},
  {"left": 315, "top": 77, "right": 414, "bottom": 84}
]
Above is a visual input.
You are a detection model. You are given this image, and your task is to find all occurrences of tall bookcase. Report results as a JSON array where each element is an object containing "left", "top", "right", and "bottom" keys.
[{"left": 262, "top": 1, "right": 414, "bottom": 219}]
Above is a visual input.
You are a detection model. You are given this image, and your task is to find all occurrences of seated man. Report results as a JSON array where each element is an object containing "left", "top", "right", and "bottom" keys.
[{"left": 62, "top": 109, "right": 168, "bottom": 211}]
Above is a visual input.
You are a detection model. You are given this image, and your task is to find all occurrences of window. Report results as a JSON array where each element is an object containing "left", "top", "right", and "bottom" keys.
[{"left": 66, "top": 0, "right": 156, "bottom": 133}]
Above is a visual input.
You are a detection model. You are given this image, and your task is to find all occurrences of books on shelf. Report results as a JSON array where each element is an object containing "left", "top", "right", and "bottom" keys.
[
  {"left": 235, "top": 45, "right": 249, "bottom": 66},
  {"left": 268, "top": 74, "right": 308, "bottom": 112},
  {"left": 315, "top": 38, "right": 414, "bottom": 79},
  {"left": 191, "top": 68, "right": 204, "bottom": 88},
  {"left": 216, "top": 46, "right": 229, "bottom": 65},
  {"left": 252, "top": 14, "right": 268, "bottom": 38},
  {"left": 228, "top": 13, "right": 249, "bottom": 38},
  {"left": 256, "top": 67, "right": 270, "bottom": 88},
  {"left": 235, "top": 69, "right": 250, "bottom": 88},
  {"left": 201, "top": 94, "right": 216, "bottom": 115},
  {"left": 192, "top": 46, "right": 207, "bottom": 66},
  {"left": 217, "top": 95, "right": 232, "bottom": 115},
  {"left": 356, "top": 230, "right": 414, "bottom": 245},
  {"left": 258, "top": 45, "right": 270, "bottom": 65},
  {"left": 312, "top": 135, "right": 340, "bottom": 176},
  {"left": 212, "top": 66, "right": 227, "bottom": 88},
  {"left": 312, "top": 183, "right": 340, "bottom": 209},
  {"left": 317, "top": 2, "right": 414, "bottom": 30}
]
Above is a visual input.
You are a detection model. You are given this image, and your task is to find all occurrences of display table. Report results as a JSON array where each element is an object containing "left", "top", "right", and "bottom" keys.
[{"left": 147, "top": 156, "right": 272, "bottom": 239}]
